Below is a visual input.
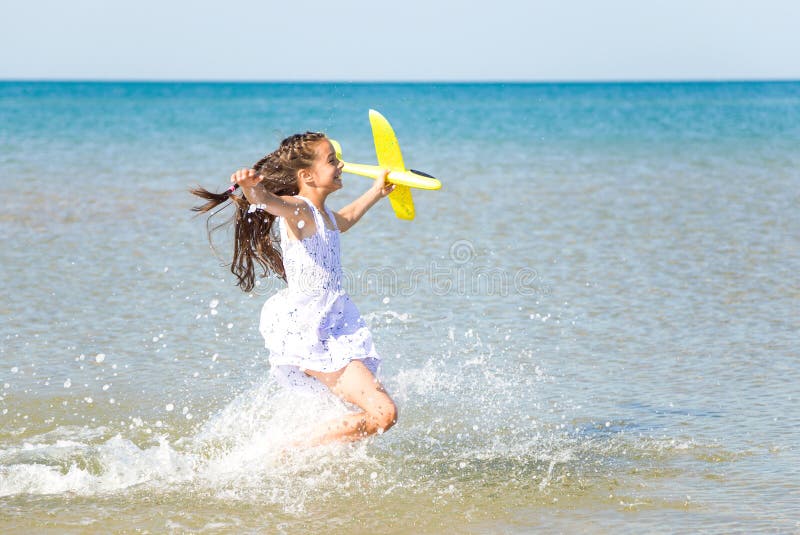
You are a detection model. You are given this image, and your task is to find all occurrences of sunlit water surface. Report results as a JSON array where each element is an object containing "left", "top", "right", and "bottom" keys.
[{"left": 1, "top": 82, "right": 798, "bottom": 533}]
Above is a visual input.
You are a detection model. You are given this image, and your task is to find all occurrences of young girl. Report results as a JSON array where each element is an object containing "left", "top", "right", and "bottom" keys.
[{"left": 192, "top": 132, "right": 398, "bottom": 446}]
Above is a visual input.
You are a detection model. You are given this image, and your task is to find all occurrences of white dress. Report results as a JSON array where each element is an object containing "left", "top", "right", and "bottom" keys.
[{"left": 259, "top": 195, "right": 380, "bottom": 391}]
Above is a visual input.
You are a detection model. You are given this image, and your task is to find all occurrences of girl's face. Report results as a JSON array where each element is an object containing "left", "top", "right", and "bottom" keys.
[{"left": 306, "top": 139, "right": 344, "bottom": 191}]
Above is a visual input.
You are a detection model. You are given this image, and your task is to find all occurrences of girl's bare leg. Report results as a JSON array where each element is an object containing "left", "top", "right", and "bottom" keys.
[{"left": 301, "top": 360, "right": 398, "bottom": 446}]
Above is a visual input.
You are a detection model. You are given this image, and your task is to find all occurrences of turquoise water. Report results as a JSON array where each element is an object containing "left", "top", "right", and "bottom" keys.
[{"left": 1, "top": 81, "right": 799, "bottom": 532}]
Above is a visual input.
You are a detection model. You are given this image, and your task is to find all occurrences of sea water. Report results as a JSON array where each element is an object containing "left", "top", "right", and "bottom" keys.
[{"left": 0, "top": 81, "right": 798, "bottom": 532}]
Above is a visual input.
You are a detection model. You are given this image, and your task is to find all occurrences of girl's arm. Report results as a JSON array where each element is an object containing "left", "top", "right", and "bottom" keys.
[
  {"left": 232, "top": 168, "right": 309, "bottom": 221},
  {"left": 334, "top": 171, "right": 395, "bottom": 233}
]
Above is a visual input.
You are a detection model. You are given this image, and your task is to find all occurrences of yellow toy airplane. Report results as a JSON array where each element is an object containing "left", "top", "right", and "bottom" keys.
[{"left": 330, "top": 109, "right": 441, "bottom": 220}]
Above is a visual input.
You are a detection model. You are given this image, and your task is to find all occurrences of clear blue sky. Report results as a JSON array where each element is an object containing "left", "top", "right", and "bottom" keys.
[{"left": 1, "top": 0, "right": 798, "bottom": 81}]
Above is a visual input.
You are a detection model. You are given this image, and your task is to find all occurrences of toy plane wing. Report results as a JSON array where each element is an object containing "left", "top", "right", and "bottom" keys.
[{"left": 369, "top": 109, "right": 415, "bottom": 220}]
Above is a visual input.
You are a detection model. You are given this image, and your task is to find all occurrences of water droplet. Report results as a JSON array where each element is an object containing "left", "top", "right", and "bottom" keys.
[
  {"left": 165, "top": 403, "right": 174, "bottom": 411},
  {"left": 95, "top": 353, "right": 105, "bottom": 363},
  {"left": 63, "top": 379, "right": 72, "bottom": 388},
  {"left": 370, "top": 472, "right": 377, "bottom": 480},
  {"left": 382, "top": 297, "right": 390, "bottom": 304},
  {"left": 10, "top": 367, "right": 18, "bottom": 374},
  {"left": 209, "top": 299, "right": 219, "bottom": 309},
  {"left": 297, "top": 220, "right": 305, "bottom": 229},
  {"left": 102, "top": 384, "right": 110, "bottom": 391}
]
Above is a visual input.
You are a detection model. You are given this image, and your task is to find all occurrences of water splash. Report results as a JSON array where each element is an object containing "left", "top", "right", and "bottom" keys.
[{"left": 0, "top": 324, "right": 723, "bottom": 520}]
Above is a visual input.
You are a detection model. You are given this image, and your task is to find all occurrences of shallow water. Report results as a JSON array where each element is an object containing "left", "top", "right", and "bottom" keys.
[{"left": 1, "top": 81, "right": 799, "bottom": 533}]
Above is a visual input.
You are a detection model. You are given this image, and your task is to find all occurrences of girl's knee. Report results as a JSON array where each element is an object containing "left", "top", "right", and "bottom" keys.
[{"left": 375, "top": 400, "right": 398, "bottom": 432}]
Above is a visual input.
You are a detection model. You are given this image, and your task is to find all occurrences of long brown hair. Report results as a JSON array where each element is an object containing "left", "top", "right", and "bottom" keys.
[{"left": 191, "top": 131, "right": 327, "bottom": 292}]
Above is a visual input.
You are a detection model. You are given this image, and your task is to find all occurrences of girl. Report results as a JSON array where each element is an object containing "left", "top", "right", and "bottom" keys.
[{"left": 192, "top": 132, "right": 398, "bottom": 446}]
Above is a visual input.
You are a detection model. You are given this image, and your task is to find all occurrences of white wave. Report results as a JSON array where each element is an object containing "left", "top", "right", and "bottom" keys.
[
  {"left": 0, "top": 434, "right": 195, "bottom": 497},
  {"left": 0, "top": 377, "right": 356, "bottom": 500}
]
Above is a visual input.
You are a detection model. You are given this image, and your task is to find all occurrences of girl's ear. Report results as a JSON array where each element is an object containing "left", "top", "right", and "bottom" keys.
[{"left": 298, "top": 168, "right": 313, "bottom": 186}]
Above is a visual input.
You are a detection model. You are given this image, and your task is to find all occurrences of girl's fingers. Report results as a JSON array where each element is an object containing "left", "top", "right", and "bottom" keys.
[{"left": 231, "top": 168, "right": 259, "bottom": 186}]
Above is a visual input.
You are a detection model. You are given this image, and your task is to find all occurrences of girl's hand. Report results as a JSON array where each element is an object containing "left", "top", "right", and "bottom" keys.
[
  {"left": 231, "top": 168, "right": 262, "bottom": 189},
  {"left": 373, "top": 169, "right": 396, "bottom": 198}
]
